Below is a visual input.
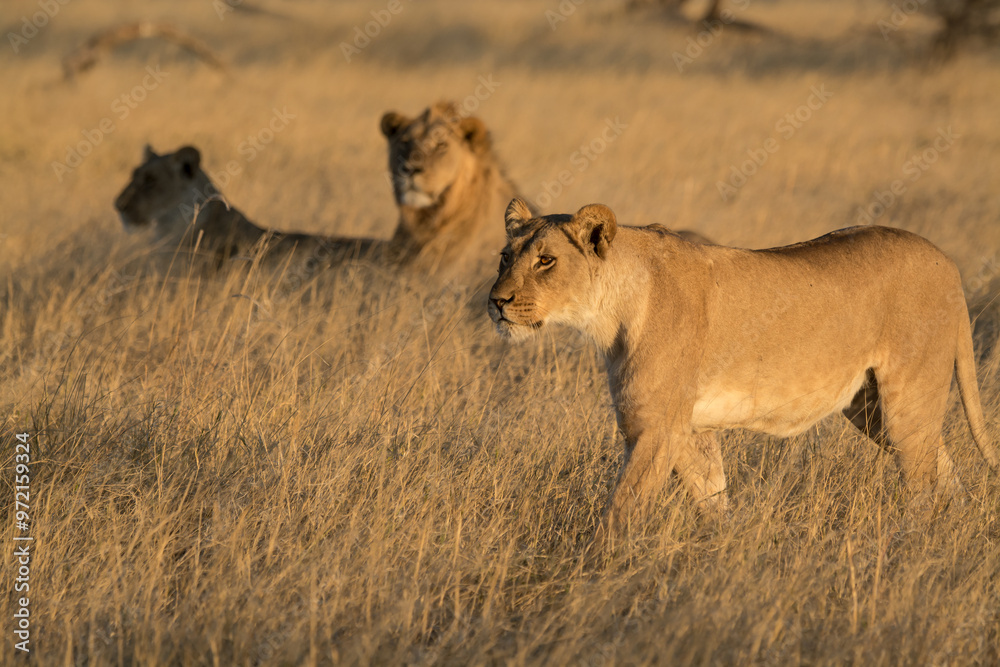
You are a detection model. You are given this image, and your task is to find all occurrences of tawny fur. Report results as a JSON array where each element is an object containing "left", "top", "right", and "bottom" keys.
[
  {"left": 380, "top": 101, "right": 532, "bottom": 279},
  {"left": 489, "top": 198, "right": 998, "bottom": 544}
]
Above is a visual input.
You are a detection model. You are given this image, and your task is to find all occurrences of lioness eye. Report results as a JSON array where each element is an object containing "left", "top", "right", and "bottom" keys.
[{"left": 538, "top": 256, "right": 555, "bottom": 267}]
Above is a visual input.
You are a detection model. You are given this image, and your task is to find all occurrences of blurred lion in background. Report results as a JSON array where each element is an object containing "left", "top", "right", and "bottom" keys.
[
  {"left": 115, "top": 145, "right": 384, "bottom": 270},
  {"left": 380, "top": 101, "right": 535, "bottom": 279}
]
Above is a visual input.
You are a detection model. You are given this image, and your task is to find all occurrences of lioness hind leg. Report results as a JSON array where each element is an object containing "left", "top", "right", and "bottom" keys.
[
  {"left": 674, "top": 432, "right": 729, "bottom": 514},
  {"left": 936, "top": 445, "right": 965, "bottom": 498},
  {"left": 878, "top": 368, "right": 961, "bottom": 495}
]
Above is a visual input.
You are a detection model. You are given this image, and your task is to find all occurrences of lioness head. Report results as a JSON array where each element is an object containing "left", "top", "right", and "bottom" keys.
[
  {"left": 114, "top": 145, "right": 212, "bottom": 238},
  {"left": 380, "top": 101, "right": 492, "bottom": 209},
  {"left": 488, "top": 198, "right": 617, "bottom": 342}
]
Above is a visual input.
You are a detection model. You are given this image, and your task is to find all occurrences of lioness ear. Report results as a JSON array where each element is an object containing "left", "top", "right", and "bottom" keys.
[
  {"left": 175, "top": 146, "right": 201, "bottom": 179},
  {"left": 505, "top": 198, "right": 533, "bottom": 236},
  {"left": 573, "top": 203, "right": 617, "bottom": 259},
  {"left": 459, "top": 116, "right": 491, "bottom": 155},
  {"left": 143, "top": 144, "right": 158, "bottom": 161},
  {"left": 380, "top": 111, "right": 408, "bottom": 138}
]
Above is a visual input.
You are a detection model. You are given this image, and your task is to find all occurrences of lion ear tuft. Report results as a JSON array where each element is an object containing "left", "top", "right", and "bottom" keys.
[
  {"left": 143, "top": 144, "right": 158, "bottom": 162},
  {"left": 380, "top": 111, "right": 408, "bottom": 138},
  {"left": 573, "top": 203, "right": 617, "bottom": 259},
  {"left": 504, "top": 198, "right": 533, "bottom": 236}
]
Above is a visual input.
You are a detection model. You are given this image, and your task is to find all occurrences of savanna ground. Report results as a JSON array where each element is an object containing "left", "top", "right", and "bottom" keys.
[{"left": 3, "top": 0, "right": 1000, "bottom": 663}]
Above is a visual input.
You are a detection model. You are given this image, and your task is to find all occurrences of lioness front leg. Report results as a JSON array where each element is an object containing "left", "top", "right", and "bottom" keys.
[
  {"left": 595, "top": 430, "right": 727, "bottom": 550},
  {"left": 598, "top": 430, "right": 673, "bottom": 545}
]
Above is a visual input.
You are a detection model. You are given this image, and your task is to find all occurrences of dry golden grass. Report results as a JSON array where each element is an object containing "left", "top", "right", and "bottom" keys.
[{"left": 2, "top": 0, "right": 1000, "bottom": 663}]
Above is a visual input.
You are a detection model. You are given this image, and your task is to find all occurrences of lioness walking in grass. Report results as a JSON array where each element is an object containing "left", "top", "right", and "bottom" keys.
[{"left": 489, "top": 198, "right": 998, "bottom": 545}]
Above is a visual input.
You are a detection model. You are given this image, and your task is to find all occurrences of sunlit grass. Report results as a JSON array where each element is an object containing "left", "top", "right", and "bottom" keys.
[{"left": 3, "top": 0, "right": 1000, "bottom": 663}]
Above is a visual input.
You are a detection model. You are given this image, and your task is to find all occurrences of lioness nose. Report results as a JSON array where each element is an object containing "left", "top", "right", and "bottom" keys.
[{"left": 490, "top": 296, "right": 511, "bottom": 311}]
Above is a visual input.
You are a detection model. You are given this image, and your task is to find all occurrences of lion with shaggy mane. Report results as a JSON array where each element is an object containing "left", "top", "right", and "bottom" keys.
[
  {"left": 379, "top": 101, "right": 534, "bottom": 277},
  {"left": 489, "top": 198, "right": 998, "bottom": 543}
]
